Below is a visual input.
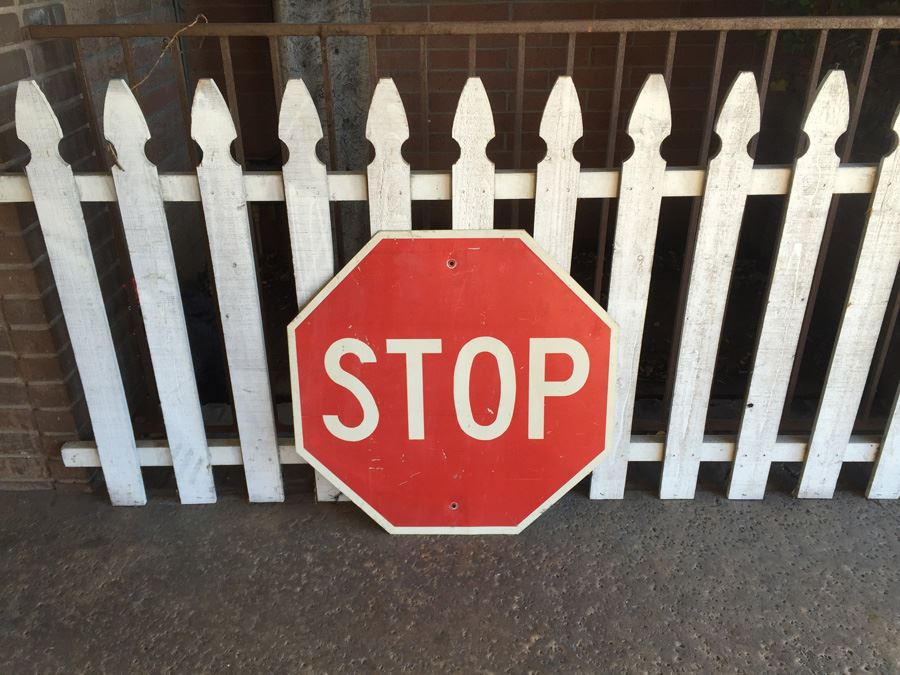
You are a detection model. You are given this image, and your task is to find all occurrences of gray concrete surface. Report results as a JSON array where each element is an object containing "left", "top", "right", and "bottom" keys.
[{"left": 1, "top": 464, "right": 898, "bottom": 673}]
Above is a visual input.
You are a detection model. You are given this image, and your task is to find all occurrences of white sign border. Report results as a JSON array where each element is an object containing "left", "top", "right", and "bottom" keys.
[{"left": 287, "top": 229, "right": 619, "bottom": 535}]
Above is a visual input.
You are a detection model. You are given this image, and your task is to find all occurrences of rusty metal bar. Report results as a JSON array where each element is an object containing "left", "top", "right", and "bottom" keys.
[
  {"left": 268, "top": 36, "right": 287, "bottom": 165},
  {"left": 801, "top": 30, "right": 829, "bottom": 125},
  {"left": 368, "top": 35, "right": 378, "bottom": 88},
  {"left": 218, "top": 36, "right": 245, "bottom": 166},
  {"left": 663, "top": 31, "right": 677, "bottom": 87},
  {"left": 513, "top": 34, "right": 525, "bottom": 170},
  {"left": 170, "top": 38, "right": 198, "bottom": 168},
  {"left": 750, "top": 29, "right": 778, "bottom": 158},
  {"left": 511, "top": 33, "right": 526, "bottom": 228},
  {"left": 419, "top": 36, "right": 430, "bottom": 170},
  {"left": 468, "top": 35, "right": 476, "bottom": 76},
  {"left": 72, "top": 39, "right": 107, "bottom": 170},
  {"left": 27, "top": 17, "right": 900, "bottom": 39},
  {"left": 120, "top": 37, "right": 137, "bottom": 87},
  {"left": 862, "top": 289, "right": 900, "bottom": 419},
  {"left": 697, "top": 31, "right": 728, "bottom": 165},
  {"left": 592, "top": 31, "right": 627, "bottom": 299},
  {"left": 842, "top": 28, "right": 879, "bottom": 163},
  {"left": 319, "top": 36, "right": 338, "bottom": 170},
  {"left": 566, "top": 33, "right": 576, "bottom": 76},
  {"left": 319, "top": 35, "right": 344, "bottom": 264},
  {"left": 268, "top": 36, "right": 284, "bottom": 111}
]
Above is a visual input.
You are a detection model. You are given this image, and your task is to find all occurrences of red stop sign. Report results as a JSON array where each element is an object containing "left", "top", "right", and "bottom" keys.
[{"left": 288, "top": 231, "right": 616, "bottom": 534}]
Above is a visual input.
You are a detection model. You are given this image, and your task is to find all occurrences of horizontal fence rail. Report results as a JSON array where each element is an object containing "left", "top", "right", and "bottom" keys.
[{"left": 6, "top": 19, "right": 900, "bottom": 507}]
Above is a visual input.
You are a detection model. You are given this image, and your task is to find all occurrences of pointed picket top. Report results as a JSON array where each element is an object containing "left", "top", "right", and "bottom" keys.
[
  {"left": 713, "top": 71, "right": 760, "bottom": 156},
  {"left": 366, "top": 77, "right": 410, "bottom": 159},
  {"left": 538, "top": 76, "right": 583, "bottom": 158},
  {"left": 191, "top": 78, "right": 239, "bottom": 167},
  {"left": 279, "top": 78, "right": 324, "bottom": 165},
  {"left": 366, "top": 78, "right": 411, "bottom": 233},
  {"left": 16, "top": 79, "right": 64, "bottom": 163},
  {"left": 626, "top": 74, "right": 671, "bottom": 149},
  {"left": 452, "top": 77, "right": 495, "bottom": 151},
  {"left": 801, "top": 70, "right": 849, "bottom": 149},
  {"left": 103, "top": 80, "right": 151, "bottom": 170},
  {"left": 452, "top": 77, "right": 495, "bottom": 229},
  {"left": 533, "top": 76, "right": 583, "bottom": 269}
]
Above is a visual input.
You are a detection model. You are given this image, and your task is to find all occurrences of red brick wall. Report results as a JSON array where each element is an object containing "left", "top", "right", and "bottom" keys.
[{"left": 0, "top": 0, "right": 180, "bottom": 490}]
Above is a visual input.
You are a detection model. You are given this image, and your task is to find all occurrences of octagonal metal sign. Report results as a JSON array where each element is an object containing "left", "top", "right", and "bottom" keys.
[{"left": 288, "top": 231, "right": 617, "bottom": 534}]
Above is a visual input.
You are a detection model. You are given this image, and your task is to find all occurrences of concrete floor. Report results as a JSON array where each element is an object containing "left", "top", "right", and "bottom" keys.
[{"left": 1, "top": 464, "right": 898, "bottom": 673}]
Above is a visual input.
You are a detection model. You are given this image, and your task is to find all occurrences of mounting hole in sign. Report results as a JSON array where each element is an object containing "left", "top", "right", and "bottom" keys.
[
  {"left": 446, "top": 258, "right": 457, "bottom": 269},
  {"left": 449, "top": 501, "right": 459, "bottom": 511}
]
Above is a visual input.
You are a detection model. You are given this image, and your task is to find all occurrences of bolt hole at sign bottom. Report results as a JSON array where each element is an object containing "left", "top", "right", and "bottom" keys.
[
  {"left": 449, "top": 501, "right": 459, "bottom": 511},
  {"left": 446, "top": 258, "right": 457, "bottom": 269}
]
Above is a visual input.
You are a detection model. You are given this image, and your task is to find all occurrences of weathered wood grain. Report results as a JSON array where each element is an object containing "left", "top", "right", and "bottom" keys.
[
  {"left": 590, "top": 74, "right": 670, "bottom": 500},
  {"left": 799, "top": 106, "right": 900, "bottom": 498},
  {"left": 660, "top": 73, "right": 760, "bottom": 499},
  {"left": 728, "top": 71, "right": 849, "bottom": 500},
  {"left": 279, "top": 79, "right": 346, "bottom": 502},
  {"left": 16, "top": 80, "right": 145, "bottom": 506},
  {"left": 533, "top": 76, "right": 583, "bottom": 270},
  {"left": 366, "top": 78, "right": 411, "bottom": 233},
  {"left": 451, "top": 77, "right": 495, "bottom": 229},
  {"left": 192, "top": 79, "right": 284, "bottom": 503},
  {"left": 104, "top": 80, "right": 215, "bottom": 504}
]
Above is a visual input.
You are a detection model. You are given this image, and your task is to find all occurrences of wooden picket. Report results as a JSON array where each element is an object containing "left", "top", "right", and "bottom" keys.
[
  {"left": 16, "top": 80, "right": 146, "bottom": 506},
  {"left": 278, "top": 79, "right": 343, "bottom": 503},
  {"left": 728, "top": 71, "right": 849, "bottom": 500},
  {"left": 452, "top": 77, "right": 495, "bottom": 229},
  {"left": 589, "top": 75, "right": 670, "bottom": 500},
  {"left": 798, "top": 106, "right": 900, "bottom": 498},
  {"left": 7, "top": 69, "right": 899, "bottom": 508},
  {"left": 192, "top": 79, "right": 284, "bottom": 503},
  {"left": 533, "top": 76, "right": 582, "bottom": 270},
  {"left": 104, "top": 80, "right": 216, "bottom": 504},
  {"left": 367, "top": 78, "right": 411, "bottom": 234},
  {"left": 868, "top": 389, "right": 900, "bottom": 499},
  {"left": 659, "top": 73, "right": 760, "bottom": 499}
]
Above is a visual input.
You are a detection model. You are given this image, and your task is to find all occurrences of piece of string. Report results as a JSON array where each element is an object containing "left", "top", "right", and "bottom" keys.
[{"left": 130, "top": 14, "right": 208, "bottom": 92}]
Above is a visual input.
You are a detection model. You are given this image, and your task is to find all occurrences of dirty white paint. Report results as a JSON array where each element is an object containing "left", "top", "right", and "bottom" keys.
[
  {"left": 104, "top": 80, "right": 216, "bottom": 504},
  {"left": 868, "top": 389, "right": 900, "bottom": 499},
  {"left": 278, "top": 79, "right": 343, "bottom": 501},
  {"left": 192, "top": 79, "right": 284, "bottom": 503},
  {"left": 10, "top": 73, "right": 896, "bottom": 506},
  {"left": 0, "top": 166, "right": 878, "bottom": 204},
  {"left": 590, "top": 75, "right": 670, "bottom": 500},
  {"left": 451, "top": 77, "right": 495, "bottom": 229},
  {"left": 15, "top": 81, "right": 145, "bottom": 506},
  {"left": 532, "top": 76, "right": 583, "bottom": 270},
  {"left": 798, "top": 107, "right": 900, "bottom": 498},
  {"left": 660, "top": 73, "right": 760, "bottom": 499},
  {"left": 728, "top": 71, "right": 850, "bottom": 500},
  {"left": 366, "top": 78, "right": 411, "bottom": 234}
]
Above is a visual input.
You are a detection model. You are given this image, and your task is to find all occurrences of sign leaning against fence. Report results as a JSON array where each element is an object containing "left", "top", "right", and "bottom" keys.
[
  {"left": 288, "top": 230, "right": 617, "bottom": 534},
  {"left": 6, "top": 63, "right": 899, "bottom": 508}
]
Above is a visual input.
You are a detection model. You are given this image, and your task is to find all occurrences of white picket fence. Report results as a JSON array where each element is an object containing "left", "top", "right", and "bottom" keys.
[{"left": 2, "top": 69, "right": 898, "bottom": 507}]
